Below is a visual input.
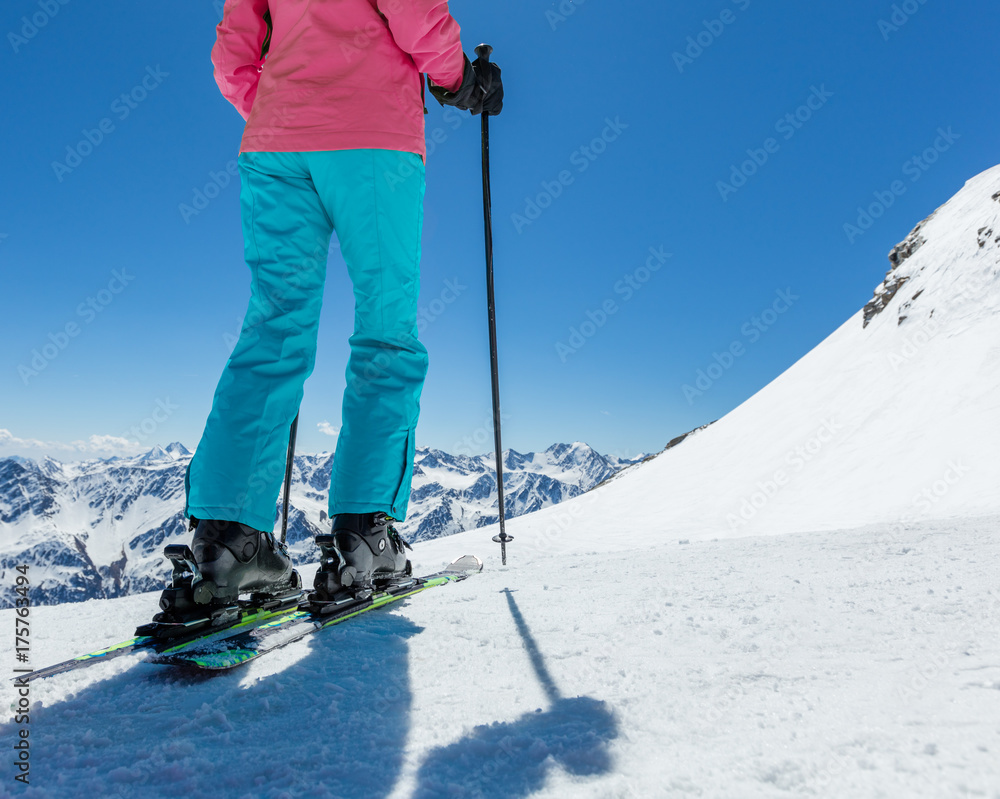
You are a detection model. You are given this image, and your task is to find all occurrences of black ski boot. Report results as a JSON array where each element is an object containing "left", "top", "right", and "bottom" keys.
[
  {"left": 310, "top": 512, "right": 412, "bottom": 602},
  {"left": 189, "top": 518, "right": 298, "bottom": 604},
  {"left": 137, "top": 520, "right": 301, "bottom": 638}
]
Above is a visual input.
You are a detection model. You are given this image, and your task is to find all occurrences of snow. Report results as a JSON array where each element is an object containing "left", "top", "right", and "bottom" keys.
[
  {"left": 2, "top": 517, "right": 998, "bottom": 798},
  {"left": 2, "top": 166, "right": 999, "bottom": 797}
]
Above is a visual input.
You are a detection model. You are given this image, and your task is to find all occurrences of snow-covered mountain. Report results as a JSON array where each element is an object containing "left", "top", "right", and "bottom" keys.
[{"left": 0, "top": 442, "right": 640, "bottom": 606}]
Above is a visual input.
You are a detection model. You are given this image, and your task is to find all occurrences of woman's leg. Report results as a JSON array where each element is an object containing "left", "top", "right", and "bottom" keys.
[
  {"left": 186, "top": 151, "right": 333, "bottom": 531},
  {"left": 307, "top": 149, "right": 428, "bottom": 522}
]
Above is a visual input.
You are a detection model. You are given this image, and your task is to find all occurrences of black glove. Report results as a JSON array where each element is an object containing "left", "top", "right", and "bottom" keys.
[
  {"left": 474, "top": 56, "right": 503, "bottom": 116},
  {"left": 428, "top": 54, "right": 503, "bottom": 116}
]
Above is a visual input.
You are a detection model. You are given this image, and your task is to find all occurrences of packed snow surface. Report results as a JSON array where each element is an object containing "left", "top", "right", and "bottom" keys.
[{"left": 1, "top": 517, "right": 998, "bottom": 798}]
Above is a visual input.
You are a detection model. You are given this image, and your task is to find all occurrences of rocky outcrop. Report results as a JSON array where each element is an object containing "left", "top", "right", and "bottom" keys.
[{"left": 863, "top": 219, "right": 930, "bottom": 328}]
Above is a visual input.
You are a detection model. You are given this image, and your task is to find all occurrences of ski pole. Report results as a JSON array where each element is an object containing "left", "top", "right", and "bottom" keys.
[
  {"left": 475, "top": 43, "right": 513, "bottom": 566},
  {"left": 280, "top": 413, "right": 299, "bottom": 545}
]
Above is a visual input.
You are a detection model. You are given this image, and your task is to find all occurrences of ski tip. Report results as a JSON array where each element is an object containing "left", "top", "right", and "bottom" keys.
[{"left": 446, "top": 554, "right": 483, "bottom": 573}]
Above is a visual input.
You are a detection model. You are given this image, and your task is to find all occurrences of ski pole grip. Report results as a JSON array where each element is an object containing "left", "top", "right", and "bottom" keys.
[{"left": 474, "top": 44, "right": 494, "bottom": 115}]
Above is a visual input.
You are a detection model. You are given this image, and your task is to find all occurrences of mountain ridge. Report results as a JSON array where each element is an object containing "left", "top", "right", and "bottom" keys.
[{"left": 0, "top": 441, "right": 644, "bottom": 606}]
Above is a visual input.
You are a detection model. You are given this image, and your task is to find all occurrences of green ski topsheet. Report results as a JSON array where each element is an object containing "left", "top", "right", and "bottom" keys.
[
  {"left": 20, "top": 600, "right": 306, "bottom": 682},
  {"left": 22, "top": 556, "right": 481, "bottom": 681}
]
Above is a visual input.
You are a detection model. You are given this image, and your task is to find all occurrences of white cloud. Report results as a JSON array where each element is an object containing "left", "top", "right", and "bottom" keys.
[
  {"left": 317, "top": 421, "right": 340, "bottom": 437},
  {"left": 75, "top": 434, "right": 143, "bottom": 453},
  {"left": 0, "top": 429, "right": 145, "bottom": 458},
  {"left": 0, "top": 429, "right": 74, "bottom": 451}
]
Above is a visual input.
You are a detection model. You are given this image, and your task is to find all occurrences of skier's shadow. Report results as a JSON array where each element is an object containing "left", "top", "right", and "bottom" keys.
[
  {"left": 412, "top": 589, "right": 619, "bottom": 799},
  {"left": 13, "top": 589, "right": 617, "bottom": 799},
  {"left": 7, "top": 609, "right": 421, "bottom": 799}
]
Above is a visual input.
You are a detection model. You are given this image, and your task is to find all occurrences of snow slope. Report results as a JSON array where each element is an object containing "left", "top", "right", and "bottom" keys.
[
  {"left": 1, "top": 167, "right": 998, "bottom": 798},
  {"left": 498, "top": 164, "right": 1000, "bottom": 552}
]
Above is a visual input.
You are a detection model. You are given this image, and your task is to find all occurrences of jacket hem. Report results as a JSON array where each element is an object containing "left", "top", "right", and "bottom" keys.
[{"left": 239, "top": 130, "right": 426, "bottom": 159}]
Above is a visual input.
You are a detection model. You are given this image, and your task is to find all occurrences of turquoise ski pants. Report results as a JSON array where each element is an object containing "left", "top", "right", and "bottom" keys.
[{"left": 186, "top": 149, "right": 428, "bottom": 531}]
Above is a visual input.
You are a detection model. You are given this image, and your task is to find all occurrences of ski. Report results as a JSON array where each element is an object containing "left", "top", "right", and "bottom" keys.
[
  {"left": 19, "top": 555, "right": 481, "bottom": 681},
  {"left": 17, "top": 596, "right": 306, "bottom": 682},
  {"left": 149, "top": 555, "right": 482, "bottom": 672}
]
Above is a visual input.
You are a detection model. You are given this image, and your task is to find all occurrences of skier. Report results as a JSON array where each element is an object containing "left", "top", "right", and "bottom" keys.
[{"left": 179, "top": 1, "right": 504, "bottom": 610}]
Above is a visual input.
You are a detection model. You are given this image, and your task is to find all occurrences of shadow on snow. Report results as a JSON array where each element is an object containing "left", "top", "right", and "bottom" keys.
[
  {"left": 10, "top": 587, "right": 618, "bottom": 798},
  {"left": 412, "top": 588, "right": 619, "bottom": 798}
]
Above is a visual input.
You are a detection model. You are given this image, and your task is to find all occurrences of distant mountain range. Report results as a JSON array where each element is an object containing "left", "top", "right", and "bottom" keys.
[{"left": 0, "top": 442, "right": 644, "bottom": 605}]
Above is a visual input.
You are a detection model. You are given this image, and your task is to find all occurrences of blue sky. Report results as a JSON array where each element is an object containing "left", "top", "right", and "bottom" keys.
[{"left": 2, "top": 0, "right": 997, "bottom": 461}]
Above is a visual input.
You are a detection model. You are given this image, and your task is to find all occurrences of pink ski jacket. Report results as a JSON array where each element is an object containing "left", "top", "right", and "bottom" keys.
[{"left": 211, "top": 0, "right": 466, "bottom": 157}]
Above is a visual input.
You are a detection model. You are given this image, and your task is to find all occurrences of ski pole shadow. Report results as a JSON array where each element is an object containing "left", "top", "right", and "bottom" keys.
[{"left": 412, "top": 588, "right": 619, "bottom": 799}]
